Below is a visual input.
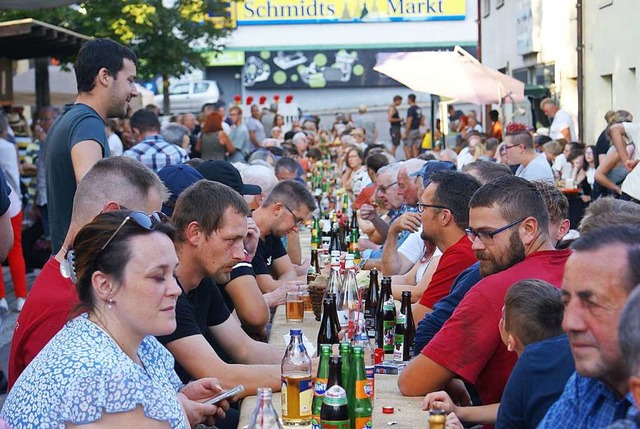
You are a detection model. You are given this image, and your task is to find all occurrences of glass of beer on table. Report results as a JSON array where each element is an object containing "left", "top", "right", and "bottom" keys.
[{"left": 286, "top": 290, "right": 305, "bottom": 322}]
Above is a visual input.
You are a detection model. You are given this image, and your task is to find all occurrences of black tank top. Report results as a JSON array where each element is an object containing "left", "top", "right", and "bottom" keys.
[{"left": 390, "top": 106, "right": 400, "bottom": 128}]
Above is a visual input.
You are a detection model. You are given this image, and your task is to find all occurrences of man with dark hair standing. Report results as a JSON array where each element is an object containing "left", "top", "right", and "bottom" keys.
[
  {"left": 123, "top": 109, "right": 188, "bottom": 172},
  {"left": 399, "top": 176, "right": 571, "bottom": 416},
  {"left": 388, "top": 95, "right": 403, "bottom": 157},
  {"left": 46, "top": 38, "right": 139, "bottom": 253}
]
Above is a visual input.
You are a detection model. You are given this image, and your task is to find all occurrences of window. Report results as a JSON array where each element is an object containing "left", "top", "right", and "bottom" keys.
[
  {"left": 513, "top": 68, "right": 530, "bottom": 84},
  {"left": 169, "top": 83, "right": 189, "bottom": 95},
  {"left": 194, "top": 82, "right": 209, "bottom": 94},
  {"left": 483, "top": 0, "right": 490, "bottom": 17},
  {"left": 496, "top": 0, "right": 504, "bottom": 8}
]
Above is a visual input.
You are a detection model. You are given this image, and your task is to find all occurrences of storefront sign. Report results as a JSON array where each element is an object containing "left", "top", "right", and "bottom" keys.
[
  {"left": 235, "top": 0, "right": 466, "bottom": 25},
  {"left": 204, "top": 50, "right": 246, "bottom": 67},
  {"left": 242, "top": 46, "right": 476, "bottom": 89}
]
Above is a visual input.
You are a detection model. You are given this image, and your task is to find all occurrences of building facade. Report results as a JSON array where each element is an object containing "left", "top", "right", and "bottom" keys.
[
  {"left": 480, "top": 0, "right": 578, "bottom": 136},
  {"left": 583, "top": 0, "right": 640, "bottom": 145},
  {"left": 206, "top": 0, "right": 479, "bottom": 112}
]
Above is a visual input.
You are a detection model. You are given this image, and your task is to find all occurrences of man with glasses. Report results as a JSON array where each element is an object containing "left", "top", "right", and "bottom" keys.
[
  {"left": 399, "top": 176, "right": 571, "bottom": 413},
  {"left": 504, "top": 122, "right": 554, "bottom": 183},
  {"left": 223, "top": 179, "right": 316, "bottom": 301},
  {"left": 410, "top": 170, "right": 480, "bottom": 323}
]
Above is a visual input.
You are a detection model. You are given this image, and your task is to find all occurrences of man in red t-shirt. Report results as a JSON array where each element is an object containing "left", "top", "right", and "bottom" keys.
[
  {"left": 411, "top": 170, "right": 481, "bottom": 323},
  {"left": 8, "top": 157, "right": 166, "bottom": 389},
  {"left": 399, "top": 176, "right": 571, "bottom": 422}
]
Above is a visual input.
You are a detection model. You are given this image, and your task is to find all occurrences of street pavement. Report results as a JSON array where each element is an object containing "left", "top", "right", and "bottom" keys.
[{"left": 0, "top": 266, "right": 40, "bottom": 408}]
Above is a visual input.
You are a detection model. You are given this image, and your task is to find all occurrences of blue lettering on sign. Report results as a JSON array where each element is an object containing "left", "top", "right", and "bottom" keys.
[{"left": 387, "top": 0, "right": 444, "bottom": 14}]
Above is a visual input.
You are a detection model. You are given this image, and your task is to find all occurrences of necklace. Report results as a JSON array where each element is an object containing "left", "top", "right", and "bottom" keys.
[{"left": 90, "top": 315, "right": 145, "bottom": 369}]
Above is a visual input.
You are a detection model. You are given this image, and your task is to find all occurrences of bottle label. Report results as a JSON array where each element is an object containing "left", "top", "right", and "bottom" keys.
[
  {"left": 396, "top": 314, "right": 406, "bottom": 324},
  {"left": 365, "top": 365, "right": 375, "bottom": 399},
  {"left": 383, "top": 320, "right": 395, "bottom": 352},
  {"left": 383, "top": 301, "right": 394, "bottom": 311},
  {"left": 394, "top": 334, "right": 405, "bottom": 362},
  {"left": 321, "top": 420, "right": 350, "bottom": 429},
  {"left": 354, "top": 416, "right": 373, "bottom": 429},
  {"left": 311, "top": 416, "right": 321, "bottom": 429},
  {"left": 314, "top": 377, "right": 328, "bottom": 396},
  {"left": 355, "top": 379, "right": 370, "bottom": 400},
  {"left": 337, "top": 309, "right": 349, "bottom": 329},
  {"left": 364, "top": 309, "right": 376, "bottom": 337},
  {"left": 281, "top": 376, "right": 313, "bottom": 418}
]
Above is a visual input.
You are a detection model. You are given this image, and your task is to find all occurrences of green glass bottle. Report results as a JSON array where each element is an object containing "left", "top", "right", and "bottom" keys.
[
  {"left": 352, "top": 346, "right": 373, "bottom": 429},
  {"left": 339, "top": 342, "right": 354, "bottom": 424},
  {"left": 311, "top": 344, "right": 331, "bottom": 429},
  {"left": 311, "top": 217, "right": 320, "bottom": 250}
]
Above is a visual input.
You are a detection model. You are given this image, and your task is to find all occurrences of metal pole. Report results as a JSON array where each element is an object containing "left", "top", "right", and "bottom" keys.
[{"left": 576, "top": 0, "right": 584, "bottom": 142}]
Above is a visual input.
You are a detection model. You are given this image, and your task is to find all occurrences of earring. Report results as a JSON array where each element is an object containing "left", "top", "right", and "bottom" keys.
[{"left": 107, "top": 298, "right": 114, "bottom": 310}]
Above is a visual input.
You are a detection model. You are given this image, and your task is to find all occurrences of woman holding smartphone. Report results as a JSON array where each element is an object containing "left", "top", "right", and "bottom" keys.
[{"left": 2, "top": 210, "right": 229, "bottom": 428}]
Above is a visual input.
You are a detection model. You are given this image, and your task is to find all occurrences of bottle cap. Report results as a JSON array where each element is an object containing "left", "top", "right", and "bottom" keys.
[
  {"left": 290, "top": 329, "right": 302, "bottom": 336},
  {"left": 382, "top": 406, "right": 394, "bottom": 414}
]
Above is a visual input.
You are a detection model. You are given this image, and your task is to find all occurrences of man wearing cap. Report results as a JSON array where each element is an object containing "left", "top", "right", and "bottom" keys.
[{"left": 157, "top": 164, "right": 204, "bottom": 217}]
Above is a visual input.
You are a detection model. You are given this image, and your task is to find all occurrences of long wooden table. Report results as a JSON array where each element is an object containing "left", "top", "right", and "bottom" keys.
[{"left": 238, "top": 305, "right": 426, "bottom": 428}]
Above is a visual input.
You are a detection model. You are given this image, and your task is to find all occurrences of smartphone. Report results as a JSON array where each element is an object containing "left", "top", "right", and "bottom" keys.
[{"left": 204, "top": 384, "right": 244, "bottom": 405}]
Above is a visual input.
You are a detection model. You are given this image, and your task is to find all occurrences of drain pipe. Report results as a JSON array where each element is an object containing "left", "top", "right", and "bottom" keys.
[{"left": 577, "top": 0, "right": 584, "bottom": 141}]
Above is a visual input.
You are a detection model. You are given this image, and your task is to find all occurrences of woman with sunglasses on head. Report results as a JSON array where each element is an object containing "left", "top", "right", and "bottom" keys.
[{"left": 2, "top": 210, "right": 228, "bottom": 428}]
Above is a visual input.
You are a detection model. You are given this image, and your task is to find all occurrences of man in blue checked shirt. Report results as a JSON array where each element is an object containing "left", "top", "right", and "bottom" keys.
[
  {"left": 123, "top": 109, "right": 189, "bottom": 173},
  {"left": 538, "top": 225, "right": 640, "bottom": 428}
]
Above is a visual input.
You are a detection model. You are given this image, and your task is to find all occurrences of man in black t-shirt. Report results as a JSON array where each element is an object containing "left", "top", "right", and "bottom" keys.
[
  {"left": 220, "top": 180, "right": 316, "bottom": 337},
  {"left": 403, "top": 93, "right": 424, "bottom": 160},
  {"left": 157, "top": 180, "right": 286, "bottom": 404}
]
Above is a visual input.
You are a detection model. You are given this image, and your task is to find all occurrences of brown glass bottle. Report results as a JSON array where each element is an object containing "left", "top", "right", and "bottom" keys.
[
  {"left": 363, "top": 268, "right": 379, "bottom": 339},
  {"left": 394, "top": 291, "right": 415, "bottom": 362},
  {"left": 317, "top": 296, "right": 340, "bottom": 352},
  {"left": 376, "top": 276, "right": 395, "bottom": 354}
]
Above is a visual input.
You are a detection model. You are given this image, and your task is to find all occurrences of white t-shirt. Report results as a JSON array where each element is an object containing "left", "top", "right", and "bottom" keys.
[
  {"left": 550, "top": 109, "right": 577, "bottom": 141},
  {"left": 398, "top": 229, "right": 425, "bottom": 263},
  {"left": 552, "top": 153, "right": 572, "bottom": 180},
  {"left": 516, "top": 153, "right": 555, "bottom": 183},
  {"left": 108, "top": 133, "right": 123, "bottom": 156},
  {"left": 0, "top": 138, "right": 22, "bottom": 217},
  {"left": 621, "top": 122, "right": 640, "bottom": 200},
  {"left": 457, "top": 147, "right": 474, "bottom": 170}
]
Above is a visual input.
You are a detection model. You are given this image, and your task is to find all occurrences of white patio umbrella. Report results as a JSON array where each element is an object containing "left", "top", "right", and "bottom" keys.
[
  {"left": 12, "top": 65, "right": 155, "bottom": 109},
  {"left": 374, "top": 46, "right": 525, "bottom": 105}
]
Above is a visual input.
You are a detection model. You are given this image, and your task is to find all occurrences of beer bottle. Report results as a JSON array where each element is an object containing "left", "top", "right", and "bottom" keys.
[
  {"left": 329, "top": 222, "right": 340, "bottom": 255},
  {"left": 349, "top": 228, "right": 361, "bottom": 266},
  {"left": 317, "top": 297, "right": 340, "bottom": 353},
  {"left": 378, "top": 277, "right": 396, "bottom": 355},
  {"left": 394, "top": 291, "right": 414, "bottom": 362},
  {"left": 311, "top": 217, "right": 320, "bottom": 250},
  {"left": 351, "top": 209, "right": 359, "bottom": 240},
  {"left": 342, "top": 193, "right": 349, "bottom": 217},
  {"left": 352, "top": 346, "right": 373, "bottom": 429},
  {"left": 281, "top": 329, "right": 313, "bottom": 425},
  {"left": 337, "top": 254, "right": 358, "bottom": 338},
  {"left": 311, "top": 248, "right": 321, "bottom": 275},
  {"left": 321, "top": 357, "right": 349, "bottom": 429},
  {"left": 428, "top": 409, "right": 446, "bottom": 429},
  {"left": 376, "top": 276, "right": 394, "bottom": 353},
  {"left": 321, "top": 215, "right": 331, "bottom": 254},
  {"left": 247, "top": 387, "right": 284, "bottom": 429},
  {"left": 325, "top": 251, "right": 342, "bottom": 301},
  {"left": 352, "top": 315, "right": 375, "bottom": 405},
  {"left": 364, "top": 269, "right": 379, "bottom": 339},
  {"left": 311, "top": 344, "right": 331, "bottom": 429},
  {"left": 339, "top": 342, "right": 352, "bottom": 397}
]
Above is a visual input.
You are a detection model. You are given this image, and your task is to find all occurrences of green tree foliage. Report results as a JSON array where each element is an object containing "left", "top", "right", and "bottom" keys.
[{"left": 0, "top": 0, "right": 231, "bottom": 111}]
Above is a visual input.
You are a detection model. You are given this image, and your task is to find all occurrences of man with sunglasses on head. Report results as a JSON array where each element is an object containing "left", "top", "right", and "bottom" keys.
[{"left": 399, "top": 176, "right": 571, "bottom": 425}]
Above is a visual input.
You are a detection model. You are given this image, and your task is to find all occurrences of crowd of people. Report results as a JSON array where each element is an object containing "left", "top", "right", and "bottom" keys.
[{"left": 0, "top": 36, "right": 640, "bottom": 428}]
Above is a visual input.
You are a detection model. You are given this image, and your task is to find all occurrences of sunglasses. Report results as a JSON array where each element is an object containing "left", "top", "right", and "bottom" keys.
[{"left": 100, "top": 211, "right": 169, "bottom": 254}]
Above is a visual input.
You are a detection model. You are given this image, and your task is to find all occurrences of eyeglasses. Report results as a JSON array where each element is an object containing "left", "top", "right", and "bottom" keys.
[
  {"left": 465, "top": 217, "right": 526, "bottom": 244},
  {"left": 417, "top": 202, "right": 449, "bottom": 213},
  {"left": 377, "top": 182, "right": 398, "bottom": 194},
  {"left": 283, "top": 204, "right": 305, "bottom": 228},
  {"left": 503, "top": 143, "right": 521, "bottom": 150},
  {"left": 100, "top": 211, "right": 169, "bottom": 254}
]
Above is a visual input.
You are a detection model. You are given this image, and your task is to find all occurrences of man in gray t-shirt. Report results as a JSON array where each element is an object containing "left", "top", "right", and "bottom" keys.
[
  {"left": 247, "top": 104, "right": 266, "bottom": 151},
  {"left": 45, "top": 38, "right": 139, "bottom": 253},
  {"left": 505, "top": 126, "right": 554, "bottom": 184}
]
